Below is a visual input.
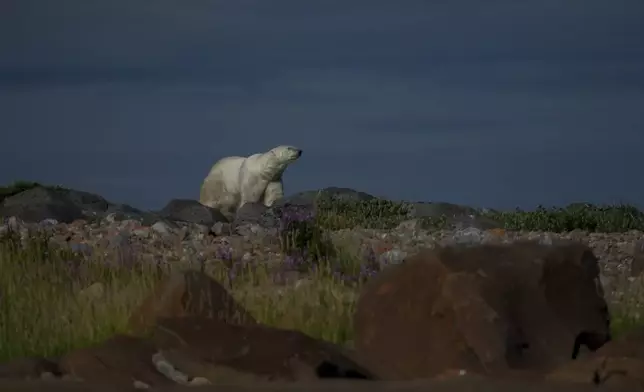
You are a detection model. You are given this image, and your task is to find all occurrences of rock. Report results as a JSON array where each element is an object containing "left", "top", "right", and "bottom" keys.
[
  {"left": 150, "top": 221, "right": 173, "bottom": 236},
  {"left": 60, "top": 189, "right": 110, "bottom": 215},
  {"left": 0, "top": 187, "right": 84, "bottom": 223},
  {"left": 128, "top": 270, "right": 256, "bottom": 333},
  {"left": 353, "top": 241, "right": 611, "bottom": 380},
  {"left": 546, "top": 327, "right": 644, "bottom": 388},
  {"left": 233, "top": 202, "right": 279, "bottom": 230},
  {"left": 58, "top": 334, "right": 174, "bottom": 388},
  {"left": 377, "top": 248, "right": 407, "bottom": 269},
  {"left": 157, "top": 199, "right": 228, "bottom": 226},
  {"left": 104, "top": 204, "right": 156, "bottom": 223},
  {"left": 151, "top": 316, "right": 376, "bottom": 382},
  {"left": 211, "top": 221, "right": 233, "bottom": 236},
  {"left": 275, "top": 187, "right": 376, "bottom": 208},
  {"left": 0, "top": 357, "right": 61, "bottom": 380}
]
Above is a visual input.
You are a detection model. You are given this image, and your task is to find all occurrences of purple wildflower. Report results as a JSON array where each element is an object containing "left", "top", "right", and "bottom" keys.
[
  {"left": 279, "top": 206, "right": 316, "bottom": 229},
  {"left": 215, "top": 246, "right": 233, "bottom": 261},
  {"left": 365, "top": 247, "right": 377, "bottom": 264}
]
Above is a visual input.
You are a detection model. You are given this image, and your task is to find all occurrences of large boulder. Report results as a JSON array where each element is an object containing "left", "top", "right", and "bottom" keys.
[
  {"left": 353, "top": 241, "right": 611, "bottom": 380},
  {"left": 0, "top": 357, "right": 60, "bottom": 380},
  {"left": 0, "top": 187, "right": 85, "bottom": 223},
  {"left": 275, "top": 187, "right": 376, "bottom": 208},
  {"left": 157, "top": 199, "right": 228, "bottom": 225},
  {"left": 150, "top": 316, "right": 376, "bottom": 382},
  {"left": 233, "top": 202, "right": 279, "bottom": 232},
  {"left": 128, "top": 270, "right": 256, "bottom": 334}
]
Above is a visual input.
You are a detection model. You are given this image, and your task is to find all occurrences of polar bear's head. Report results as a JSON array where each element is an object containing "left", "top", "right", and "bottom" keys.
[
  {"left": 269, "top": 145, "right": 302, "bottom": 164},
  {"left": 258, "top": 145, "right": 302, "bottom": 180}
]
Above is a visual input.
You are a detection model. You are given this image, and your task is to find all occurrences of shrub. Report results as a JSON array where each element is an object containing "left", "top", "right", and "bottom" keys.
[
  {"left": 485, "top": 203, "right": 644, "bottom": 233},
  {"left": 315, "top": 195, "right": 411, "bottom": 230}
]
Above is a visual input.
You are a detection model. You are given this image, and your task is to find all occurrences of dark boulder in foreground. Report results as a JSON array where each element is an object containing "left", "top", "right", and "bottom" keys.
[
  {"left": 128, "top": 270, "right": 257, "bottom": 334},
  {"left": 151, "top": 316, "right": 376, "bottom": 382},
  {"left": 354, "top": 241, "right": 611, "bottom": 380}
]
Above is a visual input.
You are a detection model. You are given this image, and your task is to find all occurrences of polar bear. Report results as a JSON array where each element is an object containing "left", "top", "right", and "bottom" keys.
[{"left": 199, "top": 145, "right": 302, "bottom": 219}]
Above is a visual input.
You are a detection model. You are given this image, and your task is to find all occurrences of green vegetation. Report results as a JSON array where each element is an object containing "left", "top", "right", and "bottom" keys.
[
  {"left": 0, "top": 228, "right": 361, "bottom": 362},
  {"left": 312, "top": 194, "right": 644, "bottom": 233},
  {"left": 1, "top": 181, "right": 644, "bottom": 363},
  {"left": 485, "top": 203, "right": 644, "bottom": 233}
]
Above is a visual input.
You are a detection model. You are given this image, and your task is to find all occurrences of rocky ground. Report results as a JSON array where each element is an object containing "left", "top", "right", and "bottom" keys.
[
  {"left": 1, "top": 185, "right": 643, "bottom": 309},
  {"left": 1, "top": 185, "right": 644, "bottom": 390}
]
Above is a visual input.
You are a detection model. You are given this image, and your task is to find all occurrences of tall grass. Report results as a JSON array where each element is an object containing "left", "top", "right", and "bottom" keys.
[
  {"left": 2, "top": 183, "right": 644, "bottom": 362},
  {"left": 0, "top": 225, "right": 364, "bottom": 362}
]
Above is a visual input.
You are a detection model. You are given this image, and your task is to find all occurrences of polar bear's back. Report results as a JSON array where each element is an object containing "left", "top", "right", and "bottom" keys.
[{"left": 206, "top": 156, "right": 245, "bottom": 184}]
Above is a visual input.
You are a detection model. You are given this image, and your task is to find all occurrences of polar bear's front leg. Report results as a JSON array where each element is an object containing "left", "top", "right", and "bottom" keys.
[{"left": 263, "top": 181, "right": 284, "bottom": 207}]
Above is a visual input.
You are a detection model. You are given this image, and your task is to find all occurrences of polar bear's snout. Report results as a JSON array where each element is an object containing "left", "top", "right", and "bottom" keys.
[{"left": 273, "top": 145, "right": 302, "bottom": 162}]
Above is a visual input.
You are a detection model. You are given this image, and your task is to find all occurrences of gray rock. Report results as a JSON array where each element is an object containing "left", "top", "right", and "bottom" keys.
[
  {"left": 0, "top": 187, "right": 84, "bottom": 223},
  {"left": 157, "top": 199, "right": 228, "bottom": 226},
  {"left": 211, "top": 221, "right": 233, "bottom": 236},
  {"left": 407, "top": 201, "right": 479, "bottom": 219},
  {"left": 275, "top": 187, "right": 376, "bottom": 208},
  {"left": 61, "top": 189, "right": 110, "bottom": 214},
  {"left": 378, "top": 249, "right": 408, "bottom": 269},
  {"left": 234, "top": 223, "right": 275, "bottom": 237},
  {"left": 151, "top": 221, "right": 174, "bottom": 236},
  {"left": 233, "top": 202, "right": 279, "bottom": 230},
  {"left": 105, "top": 203, "right": 146, "bottom": 220}
]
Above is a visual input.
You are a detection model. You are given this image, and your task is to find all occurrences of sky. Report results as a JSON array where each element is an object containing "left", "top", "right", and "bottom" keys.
[{"left": 1, "top": 0, "right": 643, "bottom": 211}]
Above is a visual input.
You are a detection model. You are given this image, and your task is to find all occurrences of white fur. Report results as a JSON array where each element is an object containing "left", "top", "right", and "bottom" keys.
[{"left": 199, "top": 145, "right": 301, "bottom": 219}]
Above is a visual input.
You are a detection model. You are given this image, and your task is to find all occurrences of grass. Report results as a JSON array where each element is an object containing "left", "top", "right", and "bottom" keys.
[
  {"left": 1, "top": 182, "right": 644, "bottom": 363},
  {"left": 0, "top": 226, "right": 364, "bottom": 362}
]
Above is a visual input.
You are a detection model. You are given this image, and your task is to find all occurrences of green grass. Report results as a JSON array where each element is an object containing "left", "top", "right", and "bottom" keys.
[
  {"left": 1, "top": 182, "right": 644, "bottom": 363},
  {"left": 0, "top": 227, "right": 363, "bottom": 362},
  {"left": 311, "top": 193, "right": 644, "bottom": 233}
]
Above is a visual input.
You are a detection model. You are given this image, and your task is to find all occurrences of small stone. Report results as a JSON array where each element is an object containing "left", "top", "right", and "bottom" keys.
[
  {"left": 151, "top": 221, "right": 173, "bottom": 236},
  {"left": 378, "top": 249, "right": 407, "bottom": 269},
  {"left": 39, "top": 218, "right": 59, "bottom": 226},
  {"left": 447, "top": 227, "right": 485, "bottom": 246},
  {"left": 133, "top": 380, "right": 150, "bottom": 389},
  {"left": 7, "top": 216, "right": 21, "bottom": 231},
  {"left": 241, "top": 252, "right": 253, "bottom": 263},
  {"left": 211, "top": 221, "right": 232, "bottom": 236}
]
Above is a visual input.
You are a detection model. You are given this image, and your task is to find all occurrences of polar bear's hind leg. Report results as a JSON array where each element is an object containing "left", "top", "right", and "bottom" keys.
[{"left": 200, "top": 177, "right": 238, "bottom": 219}]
